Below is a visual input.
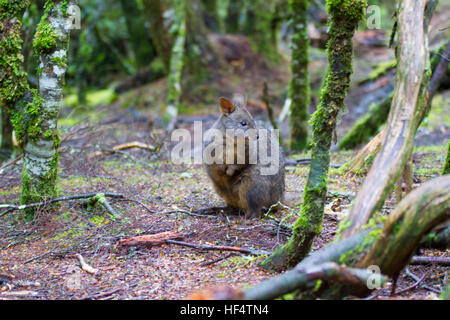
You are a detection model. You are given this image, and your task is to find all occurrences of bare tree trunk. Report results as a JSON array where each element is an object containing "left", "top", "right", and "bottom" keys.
[
  {"left": 341, "top": 0, "right": 430, "bottom": 238},
  {"left": 260, "top": 0, "right": 367, "bottom": 271},
  {"left": 21, "top": 0, "right": 74, "bottom": 218}
]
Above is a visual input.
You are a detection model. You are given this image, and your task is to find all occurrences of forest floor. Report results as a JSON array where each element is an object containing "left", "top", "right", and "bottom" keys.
[{"left": 1, "top": 15, "right": 449, "bottom": 300}]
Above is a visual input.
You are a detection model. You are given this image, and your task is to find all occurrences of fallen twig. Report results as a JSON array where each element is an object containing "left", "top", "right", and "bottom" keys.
[
  {"left": 0, "top": 192, "right": 124, "bottom": 212},
  {"left": 166, "top": 240, "right": 271, "bottom": 256},
  {"left": 200, "top": 253, "right": 235, "bottom": 267},
  {"left": 0, "top": 153, "right": 23, "bottom": 172},
  {"left": 404, "top": 267, "right": 441, "bottom": 294},
  {"left": 81, "top": 288, "right": 122, "bottom": 300},
  {"left": 395, "top": 271, "right": 428, "bottom": 295}
]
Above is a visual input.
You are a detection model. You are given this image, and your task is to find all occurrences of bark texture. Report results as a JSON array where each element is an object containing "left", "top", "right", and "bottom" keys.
[
  {"left": 341, "top": 0, "right": 430, "bottom": 238},
  {"left": 288, "top": 0, "right": 310, "bottom": 152},
  {"left": 21, "top": 0, "right": 74, "bottom": 218}
]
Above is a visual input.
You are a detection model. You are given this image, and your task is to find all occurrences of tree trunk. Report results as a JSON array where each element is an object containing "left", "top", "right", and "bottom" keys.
[
  {"left": 0, "top": 108, "right": 13, "bottom": 159},
  {"left": 0, "top": 1, "right": 30, "bottom": 155},
  {"left": 163, "top": 0, "right": 187, "bottom": 131},
  {"left": 260, "top": 0, "right": 367, "bottom": 271},
  {"left": 288, "top": 0, "right": 310, "bottom": 152},
  {"left": 444, "top": 139, "right": 450, "bottom": 175},
  {"left": 340, "top": 0, "right": 431, "bottom": 238},
  {"left": 21, "top": 0, "right": 74, "bottom": 218},
  {"left": 142, "top": 0, "right": 172, "bottom": 73}
]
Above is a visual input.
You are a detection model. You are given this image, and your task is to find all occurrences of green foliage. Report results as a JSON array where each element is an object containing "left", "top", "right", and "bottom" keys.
[{"left": 443, "top": 140, "right": 450, "bottom": 175}]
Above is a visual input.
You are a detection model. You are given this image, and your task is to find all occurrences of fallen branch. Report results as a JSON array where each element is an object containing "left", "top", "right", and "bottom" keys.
[
  {"left": 81, "top": 288, "right": 122, "bottom": 300},
  {"left": 410, "top": 256, "right": 450, "bottom": 266},
  {"left": 200, "top": 253, "right": 235, "bottom": 267},
  {"left": 88, "top": 141, "right": 156, "bottom": 158},
  {"left": 166, "top": 240, "right": 270, "bottom": 256},
  {"left": 0, "top": 153, "right": 23, "bottom": 172},
  {"left": 0, "top": 192, "right": 124, "bottom": 212},
  {"left": 118, "top": 230, "right": 184, "bottom": 247},
  {"left": 75, "top": 254, "right": 98, "bottom": 274},
  {"left": 394, "top": 270, "right": 428, "bottom": 295}
]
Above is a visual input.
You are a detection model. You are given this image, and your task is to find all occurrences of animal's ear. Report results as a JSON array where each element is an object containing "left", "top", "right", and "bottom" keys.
[{"left": 219, "top": 97, "right": 236, "bottom": 115}]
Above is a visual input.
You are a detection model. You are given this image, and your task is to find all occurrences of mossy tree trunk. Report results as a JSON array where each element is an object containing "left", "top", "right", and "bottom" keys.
[
  {"left": 1, "top": 108, "right": 13, "bottom": 159},
  {"left": 341, "top": 0, "right": 433, "bottom": 238},
  {"left": 444, "top": 139, "right": 450, "bottom": 175},
  {"left": 261, "top": 0, "right": 367, "bottom": 271},
  {"left": 0, "top": 0, "right": 30, "bottom": 158},
  {"left": 20, "top": 0, "right": 74, "bottom": 218},
  {"left": 163, "top": 0, "right": 186, "bottom": 131},
  {"left": 143, "top": 0, "right": 172, "bottom": 73},
  {"left": 288, "top": 0, "right": 310, "bottom": 152}
]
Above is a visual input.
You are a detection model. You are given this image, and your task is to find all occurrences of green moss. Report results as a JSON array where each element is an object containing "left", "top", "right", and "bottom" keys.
[
  {"left": 33, "top": 21, "right": 57, "bottom": 54},
  {"left": 443, "top": 139, "right": 450, "bottom": 175},
  {"left": 289, "top": 0, "right": 310, "bottom": 152}
]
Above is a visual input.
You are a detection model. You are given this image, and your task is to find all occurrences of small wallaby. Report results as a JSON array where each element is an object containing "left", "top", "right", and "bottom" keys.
[{"left": 203, "top": 97, "right": 285, "bottom": 218}]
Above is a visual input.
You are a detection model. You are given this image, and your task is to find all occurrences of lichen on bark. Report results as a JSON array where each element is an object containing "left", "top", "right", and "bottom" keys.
[{"left": 261, "top": 0, "right": 367, "bottom": 271}]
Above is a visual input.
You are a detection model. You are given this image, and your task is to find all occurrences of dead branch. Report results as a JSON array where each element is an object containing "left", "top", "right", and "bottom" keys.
[
  {"left": 89, "top": 141, "right": 156, "bottom": 158},
  {"left": 75, "top": 254, "right": 98, "bottom": 274},
  {"left": 118, "top": 230, "right": 184, "bottom": 247},
  {"left": 0, "top": 192, "right": 124, "bottom": 212},
  {"left": 0, "top": 153, "right": 23, "bottom": 172},
  {"left": 394, "top": 270, "right": 428, "bottom": 295},
  {"left": 410, "top": 256, "right": 450, "bottom": 266},
  {"left": 165, "top": 240, "right": 271, "bottom": 256}
]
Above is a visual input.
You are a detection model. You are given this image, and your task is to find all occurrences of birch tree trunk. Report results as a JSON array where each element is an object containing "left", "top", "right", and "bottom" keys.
[
  {"left": 21, "top": 0, "right": 74, "bottom": 218},
  {"left": 261, "top": 0, "right": 367, "bottom": 271},
  {"left": 341, "top": 0, "right": 431, "bottom": 238}
]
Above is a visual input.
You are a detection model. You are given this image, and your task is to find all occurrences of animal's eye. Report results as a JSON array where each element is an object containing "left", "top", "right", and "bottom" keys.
[{"left": 240, "top": 121, "right": 247, "bottom": 127}]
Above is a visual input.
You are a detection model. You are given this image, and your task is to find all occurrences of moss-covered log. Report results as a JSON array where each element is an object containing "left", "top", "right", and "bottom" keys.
[
  {"left": 260, "top": 0, "right": 367, "bottom": 271},
  {"left": 163, "top": 0, "right": 186, "bottom": 131},
  {"left": 288, "top": 0, "right": 310, "bottom": 152},
  {"left": 20, "top": 0, "right": 74, "bottom": 218},
  {"left": 341, "top": 0, "right": 430, "bottom": 238}
]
